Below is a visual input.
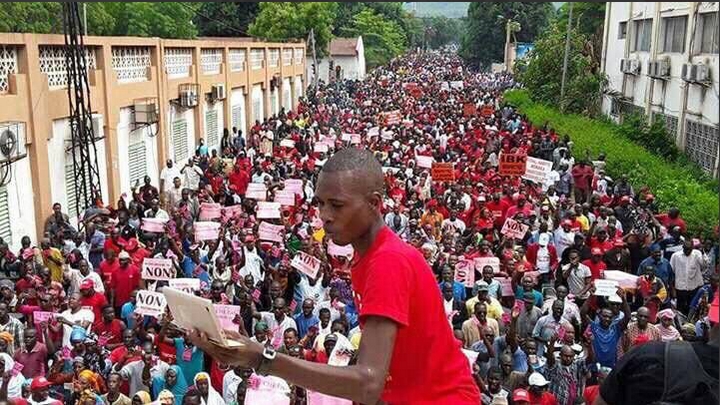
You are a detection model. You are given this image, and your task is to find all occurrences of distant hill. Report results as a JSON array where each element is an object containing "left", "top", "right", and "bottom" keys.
[{"left": 403, "top": 2, "right": 565, "bottom": 18}]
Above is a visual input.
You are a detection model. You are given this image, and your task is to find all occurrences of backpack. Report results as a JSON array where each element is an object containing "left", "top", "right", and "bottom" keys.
[{"left": 649, "top": 341, "right": 718, "bottom": 404}]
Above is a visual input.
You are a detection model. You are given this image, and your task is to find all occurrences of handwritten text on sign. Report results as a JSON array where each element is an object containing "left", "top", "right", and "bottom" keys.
[
  {"left": 141, "top": 218, "right": 167, "bottom": 233},
  {"left": 214, "top": 304, "right": 241, "bottom": 330},
  {"left": 594, "top": 279, "right": 620, "bottom": 296},
  {"left": 501, "top": 218, "right": 529, "bottom": 239},
  {"left": 135, "top": 290, "right": 167, "bottom": 318},
  {"left": 142, "top": 258, "right": 175, "bottom": 281},
  {"left": 522, "top": 157, "right": 553, "bottom": 184},
  {"left": 258, "top": 222, "right": 284, "bottom": 243},
  {"left": 290, "top": 251, "right": 322, "bottom": 279},
  {"left": 499, "top": 153, "right": 527, "bottom": 176},
  {"left": 431, "top": 162, "right": 455, "bottom": 182},
  {"left": 284, "top": 179, "right": 304, "bottom": 196},
  {"left": 498, "top": 277, "right": 514, "bottom": 297},
  {"left": 199, "top": 203, "right": 222, "bottom": 221},
  {"left": 416, "top": 155, "right": 434, "bottom": 169},
  {"left": 256, "top": 202, "right": 282, "bottom": 219},
  {"left": 194, "top": 221, "right": 220, "bottom": 241},
  {"left": 474, "top": 256, "right": 501, "bottom": 274},
  {"left": 245, "top": 183, "right": 267, "bottom": 200},
  {"left": 454, "top": 259, "right": 475, "bottom": 288},
  {"left": 274, "top": 190, "right": 296, "bottom": 207}
]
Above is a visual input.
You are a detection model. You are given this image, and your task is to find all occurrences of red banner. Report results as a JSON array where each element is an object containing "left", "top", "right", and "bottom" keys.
[
  {"left": 498, "top": 153, "right": 527, "bottom": 176},
  {"left": 431, "top": 162, "right": 455, "bottom": 182}
]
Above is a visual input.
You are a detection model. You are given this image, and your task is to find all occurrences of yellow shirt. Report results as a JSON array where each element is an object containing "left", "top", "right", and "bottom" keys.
[
  {"left": 43, "top": 248, "right": 65, "bottom": 282},
  {"left": 465, "top": 296, "right": 504, "bottom": 322},
  {"left": 577, "top": 215, "right": 590, "bottom": 232}
]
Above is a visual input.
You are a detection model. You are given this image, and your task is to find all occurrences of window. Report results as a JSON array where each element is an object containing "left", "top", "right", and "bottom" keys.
[
  {"left": 618, "top": 22, "right": 627, "bottom": 39},
  {"left": 0, "top": 187, "right": 11, "bottom": 245},
  {"left": 65, "top": 162, "right": 91, "bottom": 219},
  {"left": 685, "top": 119, "right": 719, "bottom": 173},
  {"left": 128, "top": 140, "right": 147, "bottom": 186},
  {"left": 205, "top": 109, "right": 218, "bottom": 148},
  {"left": 698, "top": 13, "right": 719, "bottom": 54},
  {"left": 172, "top": 119, "right": 188, "bottom": 163},
  {"left": 232, "top": 104, "right": 244, "bottom": 132},
  {"left": 632, "top": 19, "right": 653, "bottom": 52},
  {"left": 250, "top": 49, "right": 264, "bottom": 70},
  {"left": 662, "top": 16, "right": 687, "bottom": 53}
]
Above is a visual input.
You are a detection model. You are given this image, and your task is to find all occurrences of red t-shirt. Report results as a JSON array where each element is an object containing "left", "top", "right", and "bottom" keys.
[
  {"left": 351, "top": 227, "right": 480, "bottom": 404},
  {"left": 110, "top": 265, "right": 141, "bottom": 308},
  {"left": 582, "top": 259, "right": 607, "bottom": 280},
  {"left": 99, "top": 259, "right": 120, "bottom": 286},
  {"left": 80, "top": 292, "right": 108, "bottom": 324},
  {"left": 95, "top": 318, "right": 125, "bottom": 345},
  {"left": 529, "top": 390, "right": 559, "bottom": 405}
]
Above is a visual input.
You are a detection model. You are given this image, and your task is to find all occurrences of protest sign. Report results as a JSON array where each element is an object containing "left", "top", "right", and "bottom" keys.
[
  {"left": 383, "top": 110, "right": 402, "bottom": 126},
  {"left": 499, "top": 153, "right": 527, "bottom": 176},
  {"left": 501, "top": 218, "right": 530, "bottom": 239},
  {"left": 214, "top": 304, "right": 241, "bottom": 331},
  {"left": 450, "top": 80, "right": 464, "bottom": 89},
  {"left": 341, "top": 133, "right": 352, "bottom": 142},
  {"left": 454, "top": 259, "right": 475, "bottom": 288},
  {"left": 284, "top": 179, "right": 304, "bottom": 196},
  {"left": 279, "top": 139, "right": 295, "bottom": 148},
  {"left": 141, "top": 218, "right": 167, "bottom": 233},
  {"left": 194, "top": 221, "right": 220, "bottom": 241},
  {"left": 603, "top": 270, "right": 639, "bottom": 290},
  {"left": 381, "top": 130, "right": 394, "bottom": 141},
  {"left": 274, "top": 190, "right": 296, "bottom": 207},
  {"left": 594, "top": 279, "right": 620, "bottom": 296},
  {"left": 440, "top": 82, "right": 449, "bottom": 91},
  {"left": 463, "top": 103, "right": 476, "bottom": 117},
  {"left": 475, "top": 256, "right": 501, "bottom": 275},
  {"left": 498, "top": 277, "right": 514, "bottom": 297},
  {"left": 327, "top": 240, "right": 354, "bottom": 257},
  {"left": 307, "top": 392, "right": 353, "bottom": 405},
  {"left": 199, "top": 203, "right": 222, "bottom": 221},
  {"left": 258, "top": 222, "right": 284, "bottom": 243},
  {"left": 350, "top": 134, "right": 361, "bottom": 145},
  {"left": 314, "top": 143, "right": 329, "bottom": 153},
  {"left": 431, "top": 162, "right": 455, "bottom": 182},
  {"left": 244, "top": 375, "right": 291, "bottom": 405},
  {"left": 141, "top": 258, "right": 175, "bottom": 281},
  {"left": 290, "top": 251, "right": 321, "bottom": 279},
  {"left": 522, "top": 157, "right": 553, "bottom": 184},
  {"left": 367, "top": 127, "right": 379, "bottom": 137},
  {"left": 327, "top": 334, "right": 354, "bottom": 366},
  {"left": 416, "top": 155, "right": 434, "bottom": 169},
  {"left": 221, "top": 205, "right": 243, "bottom": 222},
  {"left": 480, "top": 105, "right": 495, "bottom": 117},
  {"left": 168, "top": 278, "right": 200, "bottom": 294},
  {"left": 245, "top": 183, "right": 267, "bottom": 200},
  {"left": 257, "top": 202, "right": 281, "bottom": 219},
  {"left": 33, "top": 311, "right": 54, "bottom": 326},
  {"left": 462, "top": 349, "right": 479, "bottom": 369},
  {"left": 135, "top": 291, "right": 167, "bottom": 318}
]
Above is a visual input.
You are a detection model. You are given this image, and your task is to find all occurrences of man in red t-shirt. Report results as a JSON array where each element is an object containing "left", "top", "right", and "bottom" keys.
[
  {"left": 109, "top": 251, "right": 141, "bottom": 312},
  {"left": 79, "top": 279, "right": 108, "bottom": 324},
  {"left": 188, "top": 148, "right": 480, "bottom": 404}
]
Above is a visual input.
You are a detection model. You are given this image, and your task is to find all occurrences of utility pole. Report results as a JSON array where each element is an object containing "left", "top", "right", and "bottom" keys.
[{"left": 559, "top": 2, "right": 574, "bottom": 112}]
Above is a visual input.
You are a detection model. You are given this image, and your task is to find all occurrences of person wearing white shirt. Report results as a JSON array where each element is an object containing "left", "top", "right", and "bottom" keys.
[
  {"left": 65, "top": 259, "right": 104, "bottom": 296},
  {"left": 181, "top": 159, "right": 203, "bottom": 190},
  {"left": 116, "top": 341, "right": 170, "bottom": 396},
  {"left": 670, "top": 240, "right": 706, "bottom": 314},
  {"left": 222, "top": 366, "right": 249, "bottom": 404},
  {"left": 441, "top": 213, "right": 467, "bottom": 235},
  {"left": 159, "top": 160, "right": 182, "bottom": 193},
  {"left": 239, "top": 245, "right": 264, "bottom": 284},
  {"left": 553, "top": 221, "right": 576, "bottom": 258},
  {"left": 57, "top": 293, "right": 94, "bottom": 349},
  {"left": 253, "top": 298, "right": 298, "bottom": 349}
]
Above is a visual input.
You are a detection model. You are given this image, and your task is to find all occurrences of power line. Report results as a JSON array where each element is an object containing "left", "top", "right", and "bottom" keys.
[{"left": 178, "top": 2, "right": 255, "bottom": 38}]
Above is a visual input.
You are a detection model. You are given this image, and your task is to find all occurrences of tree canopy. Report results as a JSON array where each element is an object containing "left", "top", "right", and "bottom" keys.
[
  {"left": 193, "top": 2, "right": 260, "bottom": 37},
  {"left": 339, "top": 9, "right": 407, "bottom": 68}
]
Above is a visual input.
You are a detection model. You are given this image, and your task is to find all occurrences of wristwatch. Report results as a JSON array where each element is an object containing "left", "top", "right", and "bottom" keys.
[{"left": 256, "top": 346, "right": 276, "bottom": 376}]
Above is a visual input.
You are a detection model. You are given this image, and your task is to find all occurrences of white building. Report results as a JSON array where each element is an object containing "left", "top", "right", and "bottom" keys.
[
  {"left": 307, "top": 37, "right": 366, "bottom": 83},
  {"left": 600, "top": 2, "right": 719, "bottom": 176}
]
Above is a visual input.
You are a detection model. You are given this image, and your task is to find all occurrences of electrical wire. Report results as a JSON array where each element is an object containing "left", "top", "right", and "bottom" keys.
[{"left": 178, "top": 3, "right": 255, "bottom": 38}]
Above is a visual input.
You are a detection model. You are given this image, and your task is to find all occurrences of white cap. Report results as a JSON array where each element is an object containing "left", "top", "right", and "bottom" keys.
[{"left": 528, "top": 372, "right": 550, "bottom": 387}]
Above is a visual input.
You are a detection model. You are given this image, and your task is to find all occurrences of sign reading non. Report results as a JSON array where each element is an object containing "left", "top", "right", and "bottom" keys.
[
  {"left": 501, "top": 218, "right": 530, "bottom": 239},
  {"left": 290, "top": 251, "right": 322, "bottom": 279},
  {"left": 141, "top": 258, "right": 175, "bottom": 281},
  {"left": 135, "top": 290, "right": 167, "bottom": 318}
]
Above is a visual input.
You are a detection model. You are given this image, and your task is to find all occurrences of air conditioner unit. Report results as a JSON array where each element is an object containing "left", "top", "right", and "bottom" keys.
[
  {"left": 682, "top": 63, "right": 710, "bottom": 83},
  {"left": 134, "top": 101, "right": 158, "bottom": 125},
  {"left": 624, "top": 59, "right": 640, "bottom": 75},
  {"left": 180, "top": 88, "right": 198, "bottom": 108},
  {"left": 211, "top": 84, "right": 226, "bottom": 101},
  {"left": 648, "top": 59, "right": 670, "bottom": 79},
  {"left": 0, "top": 122, "right": 27, "bottom": 163}
]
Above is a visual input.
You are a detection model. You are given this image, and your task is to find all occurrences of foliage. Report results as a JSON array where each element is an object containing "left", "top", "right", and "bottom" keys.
[
  {"left": 515, "top": 22, "right": 607, "bottom": 116},
  {"left": 422, "top": 16, "right": 465, "bottom": 49},
  {"left": 460, "top": 2, "right": 554, "bottom": 69},
  {"left": 248, "top": 2, "right": 338, "bottom": 58},
  {"left": 403, "top": 2, "right": 470, "bottom": 19},
  {"left": 0, "top": 2, "right": 62, "bottom": 34},
  {"left": 339, "top": 9, "right": 407, "bottom": 68},
  {"left": 335, "top": 3, "right": 424, "bottom": 51},
  {"left": 504, "top": 90, "right": 719, "bottom": 236},
  {"left": 554, "top": 2, "right": 606, "bottom": 70},
  {"left": 193, "top": 2, "right": 259, "bottom": 37},
  {"left": 617, "top": 113, "right": 679, "bottom": 160}
]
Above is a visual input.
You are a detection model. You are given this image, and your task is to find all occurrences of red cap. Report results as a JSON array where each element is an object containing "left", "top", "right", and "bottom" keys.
[
  {"left": 80, "top": 279, "right": 94, "bottom": 290},
  {"left": 591, "top": 247, "right": 603, "bottom": 256},
  {"left": 513, "top": 389, "right": 530, "bottom": 402},
  {"left": 31, "top": 377, "right": 51, "bottom": 391},
  {"left": 710, "top": 294, "right": 719, "bottom": 323}
]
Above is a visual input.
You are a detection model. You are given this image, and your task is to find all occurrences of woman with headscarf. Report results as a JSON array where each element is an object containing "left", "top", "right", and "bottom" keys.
[
  {"left": 71, "top": 369, "right": 106, "bottom": 404},
  {"left": 131, "top": 391, "right": 151, "bottom": 405},
  {"left": 657, "top": 309, "right": 682, "bottom": 342},
  {"left": 0, "top": 332, "right": 14, "bottom": 355},
  {"left": 192, "top": 373, "right": 223, "bottom": 405},
  {"left": 0, "top": 353, "right": 25, "bottom": 399},
  {"left": 157, "top": 390, "right": 175, "bottom": 405},
  {"left": 151, "top": 365, "right": 187, "bottom": 405}
]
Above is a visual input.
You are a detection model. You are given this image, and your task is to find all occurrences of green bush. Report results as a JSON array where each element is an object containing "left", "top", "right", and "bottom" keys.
[{"left": 505, "top": 90, "right": 719, "bottom": 237}]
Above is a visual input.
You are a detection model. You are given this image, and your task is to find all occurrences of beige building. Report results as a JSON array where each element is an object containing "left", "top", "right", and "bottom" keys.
[{"left": 0, "top": 33, "right": 306, "bottom": 249}]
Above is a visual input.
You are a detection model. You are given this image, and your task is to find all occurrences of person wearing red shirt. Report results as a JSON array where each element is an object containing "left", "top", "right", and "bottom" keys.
[
  {"left": 188, "top": 148, "right": 480, "bottom": 404},
  {"left": 583, "top": 248, "right": 608, "bottom": 280},
  {"left": 571, "top": 161, "right": 595, "bottom": 203},
  {"left": 109, "top": 251, "right": 141, "bottom": 312},
  {"left": 588, "top": 228, "right": 614, "bottom": 254},
  {"left": 228, "top": 165, "right": 250, "bottom": 196},
  {"left": 95, "top": 306, "right": 127, "bottom": 351},
  {"left": 486, "top": 193, "right": 510, "bottom": 228},
  {"left": 79, "top": 279, "right": 108, "bottom": 324},
  {"left": 655, "top": 207, "right": 687, "bottom": 234},
  {"left": 99, "top": 249, "right": 120, "bottom": 287}
]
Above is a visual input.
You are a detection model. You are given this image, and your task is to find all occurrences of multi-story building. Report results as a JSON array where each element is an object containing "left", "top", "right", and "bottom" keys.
[
  {"left": 0, "top": 33, "right": 305, "bottom": 249},
  {"left": 600, "top": 2, "right": 719, "bottom": 176}
]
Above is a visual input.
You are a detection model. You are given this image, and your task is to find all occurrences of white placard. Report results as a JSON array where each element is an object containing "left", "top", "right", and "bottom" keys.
[
  {"left": 168, "top": 278, "right": 201, "bottom": 294},
  {"left": 314, "top": 143, "right": 329, "bottom": 153},
  {"left": 280, "top": 139, "right": 295, "bottom": 148},
  {"left": 135, "top": 290, "right": 167, "bottom": 318},
  {"left": 274, "top": 190, "right": 296, "bottom": 206},
  {"left": 594, "top": 279, "right": 620, "bottom": 296},
  {"left": 416, "top": 155, "right": 434, "bottom": 169},
  {"left": 327, "top": 240, "right": 354, "bottom": 257},
  {"left": 522, "top": 157, "right": 553, "bottom": 184},
  {"left": 194, "top": 221, "right": 220, "bottom": 241},
  {"left": 500, "top": 218, "right": 529, "bottom": 239},
  {"left": 474, "top": 256, "right": 501, "bottom": 275},
  {"left": 258, "top": 222, "right": 284, "bottom": 243},
  {"left": 603, "top": 271, "right": 639, "bottom": 290},
  {"left": 257, "top": 202, "right": 282, "bottom": 219},
  {"left": 141, "top": 258, "right": 175, "bottom": 281},
  {"left": 290, "top": 251, "right": 321, "bottom": 279},
  {"left": 246, "top": 183, "right": 268, "bottom": 200}
]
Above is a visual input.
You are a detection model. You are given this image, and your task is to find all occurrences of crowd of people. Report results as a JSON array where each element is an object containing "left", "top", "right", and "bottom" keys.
[{"left": 0, "top": 49, "right": 717, "bottom": 405}]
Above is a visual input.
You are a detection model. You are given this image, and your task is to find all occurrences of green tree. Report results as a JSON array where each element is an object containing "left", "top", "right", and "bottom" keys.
[
  {"left": 554, "top": 3, "right": 606, "bottom": 69},
  {"left": 0, "top": 2, "right": 62, "bottom": 34},
  {"left": 340, "top": 9, "right": 407, "bottom": 68},
  {"left": 85, "top": 3, "right": 116, "bottom": 36},
  {"left": 460, "top": 2, "right": 554, "bottom": 68},
  {"left": 248, "top": 2, "right": 338, "bottom": 57},
  {"left": 423, "top": 16, "right": 465, "bottom": 49},
  {"left": 193, "top": 2, "right": 259, "bottom": 37},
  {"left": 515, "top": 23, "right": 607, "bottom": 116}
]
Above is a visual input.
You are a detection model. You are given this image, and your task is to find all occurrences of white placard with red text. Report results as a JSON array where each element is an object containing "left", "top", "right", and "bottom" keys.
[
  {"left": 168, "top": 278, "right": 201, "bottom": 294},
  {"left": 274, "top": 190, "right": 296, "bottom": 207},
  {"left": 246, "top": 183, "right": 268, "bottom": 200},
  {"left": 500, "top": 218, "right": 529, "bottom": 239},
  {"left": 258, "top": 222, "right": 284, "bottom": 243},
  {"left": 416, "top": 155, "right": 434, "bottom": 169},
  {"left": 135, "top": 290, "right": 167, "bottom": 318},
  {"left": 141, "top": 258, "right": 175, "bottom": 281},
  {"left": 290, "top": 251, "right": 321, "bottom": 279},
  {"left": 214, "top": 304, "right": 241, "bottom": 330},
  {"left": 194, "top": 221, "right": 220, "bottom": 241},
  {"left": 257, "top": 202, "right": 282, "bottom": 219}
]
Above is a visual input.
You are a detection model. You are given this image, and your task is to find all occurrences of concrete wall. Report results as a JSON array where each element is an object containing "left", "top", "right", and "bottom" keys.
[
  {"left": 600, "top": 2, "right": 719, "bottom": 175},
  {"left": 0, "top": 33, "right": 305, "bottom": 246}
]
